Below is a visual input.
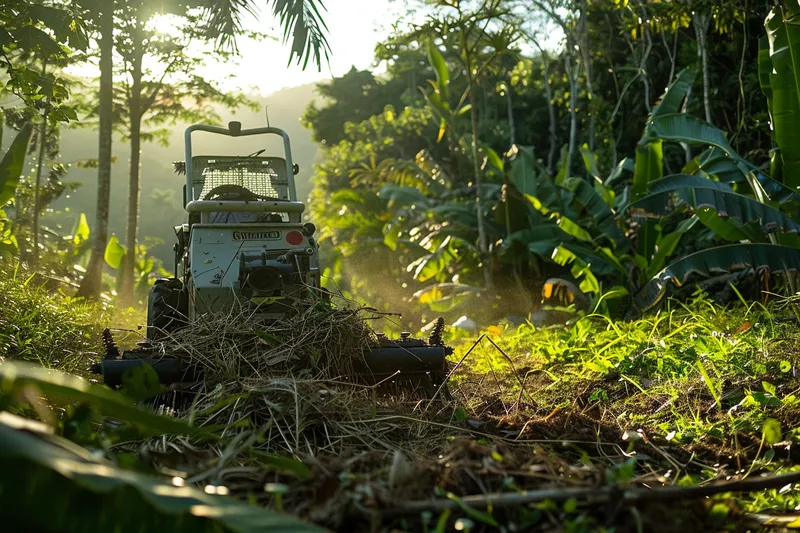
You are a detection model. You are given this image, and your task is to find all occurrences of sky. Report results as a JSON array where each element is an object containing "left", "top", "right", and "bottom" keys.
[{"left": 193, "top": 0, "right": 404, "bottom": 96}]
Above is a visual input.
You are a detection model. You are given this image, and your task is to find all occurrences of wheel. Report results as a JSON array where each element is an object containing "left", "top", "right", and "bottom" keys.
[{"left": 146, "top": 278, "right": 186, "bottom": 342}]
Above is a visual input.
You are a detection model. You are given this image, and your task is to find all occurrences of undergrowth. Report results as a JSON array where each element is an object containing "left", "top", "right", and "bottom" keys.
[
  {"left": 5, "top": 273, "right": 800, "bottom": 531},
  {"left": 0, "top": 265, "right": 141, "bottom": 372}
]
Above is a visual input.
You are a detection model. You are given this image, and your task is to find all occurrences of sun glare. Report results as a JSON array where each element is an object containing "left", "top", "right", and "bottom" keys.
[{"left": 145, "top": 13, "right": 183, "bottom": 37}]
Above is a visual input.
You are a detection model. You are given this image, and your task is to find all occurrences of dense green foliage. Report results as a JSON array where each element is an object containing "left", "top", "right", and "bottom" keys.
[{"left": 303, "top": 0, "right": 800, "bottom": 328}]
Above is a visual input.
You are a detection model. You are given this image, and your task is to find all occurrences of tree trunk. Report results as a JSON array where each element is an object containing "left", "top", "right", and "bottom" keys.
[
  {"left": 541, "top": 53, "right": 558, "bottom": 176},
  {"left": 76, "top": 1, "right": 114, "bottom": 300},
  {"left": 32, "top": 109, "right": 47, "bottom": 267},
  {"left": 578, "top": 3, "right": 595, "bottom": 151},
  {"left": 565, "top": 51, "right": 578, "bottom": 179},
  {"left": 118, "top": 12, "right": 143, "bottom": 308},
  {"left": 469, "top": 83, "right": 493, "bottom": 291},
  {"left": 505, "top": 76, "right": 515, "bottom": 147},
  {"left": 694, "top": 12, "right": 712, "bottom": 124}
]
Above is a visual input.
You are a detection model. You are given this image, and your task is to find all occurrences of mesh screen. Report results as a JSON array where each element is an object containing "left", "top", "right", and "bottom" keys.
[{"left": 191, "top": 156, "right": 289, "bottom": 200}]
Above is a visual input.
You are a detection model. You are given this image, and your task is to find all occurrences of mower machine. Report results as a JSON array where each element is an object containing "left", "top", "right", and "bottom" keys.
[{"left": 90, "top": 121, "right": 453, "bottom": 397}]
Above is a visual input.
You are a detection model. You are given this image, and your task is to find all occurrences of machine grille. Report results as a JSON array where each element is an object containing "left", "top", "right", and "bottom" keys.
[{"left": 191, "top": 156, "right": 289, "bottom": 200}]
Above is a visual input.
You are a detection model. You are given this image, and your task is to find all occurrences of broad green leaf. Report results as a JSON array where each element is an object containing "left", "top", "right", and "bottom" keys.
[
  {"left": 766, "top": 7, "right": 800, "bottom": 189},
  {"left": 72, "top": 213, "right": 90, "bottom": 245},
  {"left": 104, "top": 235, "right": 126, "bottom": 270},
  {"left": 0, "top": 361, "right": 211, "bottom": 438},
  {"left": 605, "top": 158, "right": 634, "bottom": 188},
  {"left": 579, "top": 144, "right": 601, "bottom": 181},
  {"left": 427, "top": 40, "right": 450, "bottom": 102},
  {"left": 645, "top": 114, "right": 769, "bottom": 203},
  {"left": 646, "top": 173, "right": 733, "bottom": 195},
  {"left": 0, "top": 123, "right": 34, "bottom": 206},
  {"left": 632, "top": 140, "right": 663, "bottom": 199},
  {"left": 635, "top": 243, "right": 800, "bottom": 312},
  {"left": 563, "top": 177, "right": 628, "bottom": 248},
  {"left": 494, "top": 181, "right": 532, "bottom": 235},
  {"left": 551, "top": 246, "right": 600, "bottom": 294},
  {"left": 629, "top": 184, "right": 800, "bottom": 238},
  {"left": 759, "top": 36, "right": 775, "bottom": 126},
  {"left": 650, "top": 67, "right": 696, "bottom": 118},
  {"left": 683, "top": 148, "right": 746, "bottom": 183},
  {"left": 525, "top": 193, "right": 591, "bottom": 243},
  {"left": 695, "top": 205, "right": 762, "bottom": 243},
  {"left": 484, "top": 146, "right": 503, "bottom": 171},
  {"left": 408, "top": 236, "right": 457, "bottom": 282},
  {"left": 763, "top": 418, "right": 782, "bottom": 445},
  {"left": 0, "top": 413, "right": 325, "bottom": 533},
  {"left": 507, "top": 145, "right": 559, "bottom": 210},
  {"left": 645, "top": 216, "right": 699, "bottom": 280}
]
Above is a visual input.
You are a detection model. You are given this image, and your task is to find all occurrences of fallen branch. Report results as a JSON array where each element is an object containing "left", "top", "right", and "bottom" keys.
[
  {"left": 381, "top": 471, "right": 800, "bottom": 516},
  {"left": 744, "top": 513, "right": 800, "bottom": 529}
]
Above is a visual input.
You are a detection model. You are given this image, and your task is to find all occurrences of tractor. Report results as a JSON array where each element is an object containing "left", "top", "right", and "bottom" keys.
[{"left": 90, "top": 121, "right": 453, "bottom": 398}]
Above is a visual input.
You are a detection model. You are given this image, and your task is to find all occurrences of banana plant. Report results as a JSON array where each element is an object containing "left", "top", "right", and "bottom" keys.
[
  {"left": 761, "top": 3, "right": 800, "bottom": 189},
  {"left": 0, "top": 124, "right": 34, "bottom": 258}
]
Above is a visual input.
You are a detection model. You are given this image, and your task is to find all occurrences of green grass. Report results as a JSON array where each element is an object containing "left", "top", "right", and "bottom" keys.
[
  {"left": 0, "top": 264, "right": 144, "bottom": 373},
  {"left": 440, "top": 290, "right": 800, "bottom": 527}
]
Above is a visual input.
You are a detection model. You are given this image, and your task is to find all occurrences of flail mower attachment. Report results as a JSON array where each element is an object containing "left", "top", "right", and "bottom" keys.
[{"left": 89, "top": 317, "right": 454, "bottom": 400}]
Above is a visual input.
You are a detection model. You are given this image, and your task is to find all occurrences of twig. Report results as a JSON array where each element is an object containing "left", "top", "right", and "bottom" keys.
[
  {"left": 423, "top": 334, "right": 485, "bottom": 412},
  {"left": 381, "top": 471, "right": 800, "bottom": 517},
  {"left": 744, "top": 512, "right": 800, "bottom": 529}
]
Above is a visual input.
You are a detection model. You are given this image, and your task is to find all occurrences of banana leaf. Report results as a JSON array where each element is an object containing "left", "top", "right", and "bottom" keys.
[
  {"left": 580, "top": 144, "right": 601, "bottom": 181},
  {"left": 563, "top": 177, "right": 628, "bottom": 249},
  {"left": 759, "top": 36, "right": 775, "bottom": 127},
  {"left": 378, "top": 184, "right": 434, "bottom": 210},
  {"left": 0, "top": 412, "right": 325, "bottom": 533},
  {"left": 650, "top": 67, "right": 696, "bottom": 119},
  {"left": 646, "top": 173, "right": 733, "bottom": 195},
  {"left": 0, "top": 123, "right": 33, "bottom": 206},
  {"left": 551, "top": 246, "right": 601, "bottom": 294},
  {"left": 629, "top": 185, "right": 800, "bottom": 237},
  {"left": 683, "top": 148, "right": 747, "bottom": 183},
  {"left": 645, "top": 114, "right": 770, "bottom": 203},
  {"left": 645, "top": 216, "right": 699, "bottom": 280},
  {"left": 635, "top": 243, "right": 800, "bottom": 312},
  {"left": 765, "top": 6, "right": 800, "bottom": 189},
  {"left": 604, "top": 157, "right": 634, "bottom": 188},
  {"left": 631, "top": 68, "right": 695, "bottom": 199},
  {"left": 509, "top": 145, "right": 563, "bottom": 212},
  {"left": 632, "top": 140, "right": 663, "bottom": 200},
  {"left": 756, "top": 171, "right": 800, "bottom": 205}
]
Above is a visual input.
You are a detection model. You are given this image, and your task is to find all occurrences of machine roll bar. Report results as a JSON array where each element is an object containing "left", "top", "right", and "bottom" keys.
[{"left": 184, "top": 122, "right": 297, "bottom": 203}]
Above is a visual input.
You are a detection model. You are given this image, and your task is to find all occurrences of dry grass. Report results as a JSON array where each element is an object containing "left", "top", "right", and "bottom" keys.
[{"left": 155, "top": 298, "right": 377, "bottom": 383}]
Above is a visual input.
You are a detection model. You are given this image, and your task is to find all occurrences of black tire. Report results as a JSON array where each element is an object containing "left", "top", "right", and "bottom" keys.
[{"left": 147, "top": 278, "right": 186, "bottom": 342}]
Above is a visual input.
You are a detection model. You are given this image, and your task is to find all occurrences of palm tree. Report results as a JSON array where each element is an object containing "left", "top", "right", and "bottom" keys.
[{"left": 75, "top": 0, "right": 330, "bottom": 300}]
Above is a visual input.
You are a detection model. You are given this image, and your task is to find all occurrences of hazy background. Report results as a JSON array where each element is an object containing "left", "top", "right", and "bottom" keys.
[
  {"left": 42, "top": 0, "right": 411, "bottom": 267},
  {"left": 49, "top": 84, "right": 321, "bottom": 266}
]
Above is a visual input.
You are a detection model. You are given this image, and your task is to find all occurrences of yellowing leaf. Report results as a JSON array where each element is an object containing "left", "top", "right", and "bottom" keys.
[
  {"left": 487, "top": 325, "right": 503, "bottom": 337},
  {"left": 104, "top": 235, "right": 126, "bottom": 270},
  {"left": 763, "top": 418, "right": 782, "bottom": 445}
]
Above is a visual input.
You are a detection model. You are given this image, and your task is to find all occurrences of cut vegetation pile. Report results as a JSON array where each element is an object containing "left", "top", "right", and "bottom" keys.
[{"left": 160, "top": 299, "right": 377, "bottom": 383}]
